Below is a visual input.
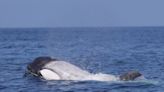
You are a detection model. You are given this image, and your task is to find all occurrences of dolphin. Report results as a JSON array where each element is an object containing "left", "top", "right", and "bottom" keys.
[{"left": 26, "top": 56, "right": 143, "bottom": 81}]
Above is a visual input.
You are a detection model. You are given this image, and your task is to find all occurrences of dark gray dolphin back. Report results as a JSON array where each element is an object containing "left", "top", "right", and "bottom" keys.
[
  {"left": 119, "top": 71, "right": 142, "bottom": 81},
  {"left": 27, "top": 56, "right": 55, "bottom": 76}
]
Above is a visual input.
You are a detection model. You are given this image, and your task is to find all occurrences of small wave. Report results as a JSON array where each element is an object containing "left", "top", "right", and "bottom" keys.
[
  {"left": 0, "top": 85, "right": 7, "bottom": 90},
  {"left": 106, "top": 79, "right": 159, "bottom": 87}
]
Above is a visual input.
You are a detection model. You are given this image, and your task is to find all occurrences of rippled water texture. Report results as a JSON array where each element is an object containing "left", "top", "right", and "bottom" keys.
[{"left": 0, "top": 27, "right": 164, "bottom": 92}]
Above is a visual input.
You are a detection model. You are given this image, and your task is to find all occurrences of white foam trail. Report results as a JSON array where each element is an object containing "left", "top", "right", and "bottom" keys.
[{"left": 85, "top": 73, "right": 118, "bottom": 81}]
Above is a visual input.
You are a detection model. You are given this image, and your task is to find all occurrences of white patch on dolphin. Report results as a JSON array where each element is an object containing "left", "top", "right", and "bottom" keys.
[{"left": 40, "top": 69, "right": 60, "bottom": 80}]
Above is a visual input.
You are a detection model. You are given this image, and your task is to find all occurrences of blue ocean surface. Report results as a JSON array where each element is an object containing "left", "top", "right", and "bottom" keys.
[{"left": 0, "top": 27, "right": 164, "bottom": 92}]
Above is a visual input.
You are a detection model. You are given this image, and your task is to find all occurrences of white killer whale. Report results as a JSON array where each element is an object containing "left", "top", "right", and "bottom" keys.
[{"left": 26, "top": 56, "right": 143, "bottom": 81}]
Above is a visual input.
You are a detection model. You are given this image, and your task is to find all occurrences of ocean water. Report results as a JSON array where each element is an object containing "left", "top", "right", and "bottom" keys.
[{"left": 0, "top": 27, "right": 164, "bottom": 92}]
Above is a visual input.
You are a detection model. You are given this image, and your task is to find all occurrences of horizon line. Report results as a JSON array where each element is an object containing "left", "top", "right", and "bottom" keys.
[{"left": 0, "top": 26, "right": 164, "bottom": 29}]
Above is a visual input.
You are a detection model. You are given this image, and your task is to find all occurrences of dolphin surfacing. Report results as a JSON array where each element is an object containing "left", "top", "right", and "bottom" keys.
[{"left": 26, "top": 56, "right": 143, "bottom": 81}]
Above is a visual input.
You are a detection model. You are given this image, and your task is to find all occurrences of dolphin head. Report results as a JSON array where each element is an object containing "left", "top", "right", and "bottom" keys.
[{"left": 26, "top": 56, "right": 57, "bottom": 76}]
